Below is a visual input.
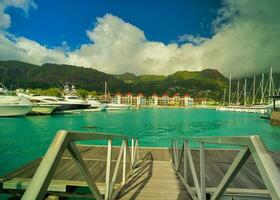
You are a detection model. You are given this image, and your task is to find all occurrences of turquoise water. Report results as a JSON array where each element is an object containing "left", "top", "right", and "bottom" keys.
[{"left": 0, "top": 108, "right": 280, "bottom": 177}]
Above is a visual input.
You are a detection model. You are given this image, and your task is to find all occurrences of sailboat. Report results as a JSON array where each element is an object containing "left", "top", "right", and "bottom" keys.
[
  {"left": 217, "top": 67, "right": 277, "bottom": 114},
  {"left": 103, "top": 82, "right": 131, "bottom": 110}
]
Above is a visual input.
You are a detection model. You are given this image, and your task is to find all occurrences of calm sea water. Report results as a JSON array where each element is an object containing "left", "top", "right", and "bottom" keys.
[{"left": 0, "top": 108, "right": 280, "bottom": 177}]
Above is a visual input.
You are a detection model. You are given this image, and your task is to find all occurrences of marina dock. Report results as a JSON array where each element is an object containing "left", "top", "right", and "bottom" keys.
[{"left": 1, "top": 131, "right": 280, "bottom": 199}]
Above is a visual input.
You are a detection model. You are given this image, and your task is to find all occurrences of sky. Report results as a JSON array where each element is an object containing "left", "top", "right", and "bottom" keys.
[{"left": 0, "top": 0, "right": 279, "bottom": 78}]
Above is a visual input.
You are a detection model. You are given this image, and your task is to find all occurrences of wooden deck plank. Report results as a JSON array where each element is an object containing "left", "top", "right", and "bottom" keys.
[{"left": 117, "top": 160, "right": 192, "bottom": 200}]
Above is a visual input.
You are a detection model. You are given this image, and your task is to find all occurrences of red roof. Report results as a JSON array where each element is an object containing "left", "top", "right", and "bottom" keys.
[
  {"left": 137, "top": 92, "right": 144, "bottom": 96},
  {"left": 152, "top": 93, "right": 158, "bottom": 97},
  {"left": 184, "top": 93, "right": 190, "bottom": 97},
  {"left": 173, "top": 93, "right": 180, "bottom": 97},
  {"left": 162, "top": 93, "right": 169, "bottom": 97},
  {"left": 127, "top": 92, "right": 132, "bottom": 96}
]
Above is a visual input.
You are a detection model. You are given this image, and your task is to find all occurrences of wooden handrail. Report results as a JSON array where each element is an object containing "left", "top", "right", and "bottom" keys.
[
  {"left": 171, "top": 135, "right": 280, "bottom": 200},
  {"left": 22, "top": 130, "right": 140, "bottom": 200}
]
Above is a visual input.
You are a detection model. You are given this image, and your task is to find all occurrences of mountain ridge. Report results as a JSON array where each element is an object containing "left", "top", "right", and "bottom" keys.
[{"left": 0, "top": 60, "right": 229, "bottom": 100}]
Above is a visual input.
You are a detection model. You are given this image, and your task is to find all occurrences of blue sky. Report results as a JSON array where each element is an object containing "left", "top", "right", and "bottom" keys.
[
  {"left": 6, "top": 0, "right": 221, "bottom": 49},
  {"left": 0, "top": 0, "right": 279, "bottom": 77}
]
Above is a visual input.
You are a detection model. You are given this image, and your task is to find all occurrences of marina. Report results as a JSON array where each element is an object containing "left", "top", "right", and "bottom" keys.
[{"left": 0, "top": 1, "right": 280, "bottom": 198}]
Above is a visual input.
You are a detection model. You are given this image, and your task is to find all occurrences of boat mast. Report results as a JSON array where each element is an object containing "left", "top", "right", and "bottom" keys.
[
  {"left": 252, "top": 76, "right": 256, "bottom": 105},
  {"left": 236, "top": 80, "right": 240, "bottom": 105},
  {"left": 105, "top": 82, "right": 107, "bottom": 101},
  {"left": 269, "top": 67, "right": 273, "bottom": 97},
  {"left": 244, "top": 79, "right": 247, "bottom": 106},
  {"left": 222, "top": 89, "right": 226, "bottom": 106},
  {"left": 228, "top": 74, "right": 231, "bottom": 105},
  {"left": 260, "top": 73, "right": 265, "bottom": 104}
]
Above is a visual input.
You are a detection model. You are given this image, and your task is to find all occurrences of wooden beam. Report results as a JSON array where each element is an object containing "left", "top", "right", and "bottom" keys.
[
  {"left": 22, "top": 130, "right": 69, "bottom": 200},
  {"left": 105, "top": 139, "right": 112, "bottom": 200},
  {"left": 67, "top": 142, "right": 103, "bottom": 200},
  {"left": 211, "top": 147, "right": 250, "bottom": 200}
]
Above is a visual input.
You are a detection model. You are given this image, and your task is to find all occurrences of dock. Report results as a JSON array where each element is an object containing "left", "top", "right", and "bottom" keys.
[{"left": 1, "top": 131, "right": 280, "bottom": 199}]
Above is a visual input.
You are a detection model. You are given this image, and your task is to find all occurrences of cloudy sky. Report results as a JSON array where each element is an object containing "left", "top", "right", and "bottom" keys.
[{"left": 0, "top": 0, "right": 279, "bottom": 78}]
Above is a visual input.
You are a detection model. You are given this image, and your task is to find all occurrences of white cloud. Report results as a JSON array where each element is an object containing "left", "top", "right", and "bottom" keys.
[
  {"left": 0, "top": 0, "right": 280, "bottom": 78},
  {"left": 0, "top": 0, "right": 36, "bottom": 29}
]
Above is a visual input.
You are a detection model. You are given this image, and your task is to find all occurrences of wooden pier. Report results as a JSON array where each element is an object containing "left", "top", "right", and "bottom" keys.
[
  {"left": 1, "top": 131, "right": 280, "bottom": 200},
  {"left": 1, "top": 145, "right": 280, "bottom": 199}
]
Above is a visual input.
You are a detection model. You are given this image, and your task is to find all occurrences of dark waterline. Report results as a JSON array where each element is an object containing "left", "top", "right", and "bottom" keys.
[{"left": 0, "top": 108, "right": 280, "bottom": 177}]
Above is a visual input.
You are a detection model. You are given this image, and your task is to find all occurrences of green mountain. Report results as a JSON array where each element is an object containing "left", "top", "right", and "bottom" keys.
[
  {"left": 0, "top": 60, "right": 125, "bottom": 93},
  {"left": 114, "top": 69, "right": 227, "bottom": 99},
  {"left": 0, "top": 60, "right": 229, "bottom": 100}
]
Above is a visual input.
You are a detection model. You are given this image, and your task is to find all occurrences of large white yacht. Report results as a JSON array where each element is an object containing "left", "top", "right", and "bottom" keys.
[
  {"left": 62, "top": 85, "right": 91, "bottom": 111},
  {"left": 21, "top": 94, "right": 89, "bottom": 113},
  {"left": 17, "top": 93, "right": 59, "bottom": 115},
  {"left": 0, "top": 88, "right": 33, "bottom": 117}
]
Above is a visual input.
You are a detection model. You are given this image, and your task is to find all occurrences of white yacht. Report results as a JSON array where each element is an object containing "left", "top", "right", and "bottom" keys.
[
  {"left": 62, "top": 85, "right": 91, "bottom": 111},
  {"left": 86, "top": 96, "right": 107, "bottom": 111},
  {"left": 106, "top": 103, "right": 131, "bottom": 110},
  {"left": 17, "top": 93, "right": 59, "bottom": 115},
  {"left": 103, "top": 82, "right": 131, "bottom": 111},
  {"left": 0, "top": 88, "right": 33, "bottom": 117},
  {"left": 26, "top": 95, "right": 88, "bottom": 113}
]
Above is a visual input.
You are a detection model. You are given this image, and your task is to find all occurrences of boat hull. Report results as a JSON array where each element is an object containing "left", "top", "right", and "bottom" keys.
[
  {"left": 54, "top": 104, "right": 90, "bottom": 113},
  {"left": 0, "top": 105, "right": 32, "bottom": 117},
  {"left": 107, "top": 104, "right": 131, "bottom": 110},
  {"left": 29, "top": 105, "right": 58, "bottom": 115}
]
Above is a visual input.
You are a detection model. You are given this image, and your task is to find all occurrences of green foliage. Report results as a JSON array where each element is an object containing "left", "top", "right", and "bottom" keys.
[
  {"left": 77, "top": 89, "right": 96, "bottom": 98},
  {"left": 28, "top": 88, "right": 63, "bottom": 97}
]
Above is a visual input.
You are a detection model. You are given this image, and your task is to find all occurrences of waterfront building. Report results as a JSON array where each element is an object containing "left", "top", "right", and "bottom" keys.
[
  {"left": 107, "top": 92, "right": 193, "bottom": 107},
  {"left": 112, "top": 92, "right": 146, "bottom": 106},
  {"left": 147, "top": 93, "right": 193, "bottom": 107}
]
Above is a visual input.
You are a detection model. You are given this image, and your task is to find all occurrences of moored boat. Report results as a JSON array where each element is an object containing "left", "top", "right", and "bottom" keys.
[
  {"left": 106, "top": 103, "right": 131, "bottom": 110},
  {"left": 0, "top": 94, "right": 33, "bottom": 117},
  {"left": 86, "top": 96, "right": 107, "bottom": 111},
  {"left": 62, "top": 85, "right": 91, "bottom": 111},
  {"left": 103, "top": 82, "right": 131, "bottom": 111}
]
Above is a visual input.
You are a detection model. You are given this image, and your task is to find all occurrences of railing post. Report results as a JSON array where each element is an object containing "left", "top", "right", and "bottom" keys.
[
  {"left": 131, "top": 138, "right": 134, "bottom": 167},
  {"left": 105, "top": 139, "right": 112, "bottom": 200},
  {"left": 176, "top": 140, "right": 179, "bottom": 163},
  {"left": 200, "top": 142, "right": 206, "bottom": 200},
  {"left": 183, "top": 141, "right": 188, "bottom": 183},
  {"left": 172, "top": 140, "right": 178, "bottom": 168},
  {"left": 122, "top": 139, "right": 127, "bottom": 186}
]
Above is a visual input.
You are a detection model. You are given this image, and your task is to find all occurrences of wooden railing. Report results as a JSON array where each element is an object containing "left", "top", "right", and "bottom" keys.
[
  {"left": 171, "top": 135, "right": 280, "bottom": 200},
  {"left": 22, "top": 130, "right": 139, "bottom": 200}
]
